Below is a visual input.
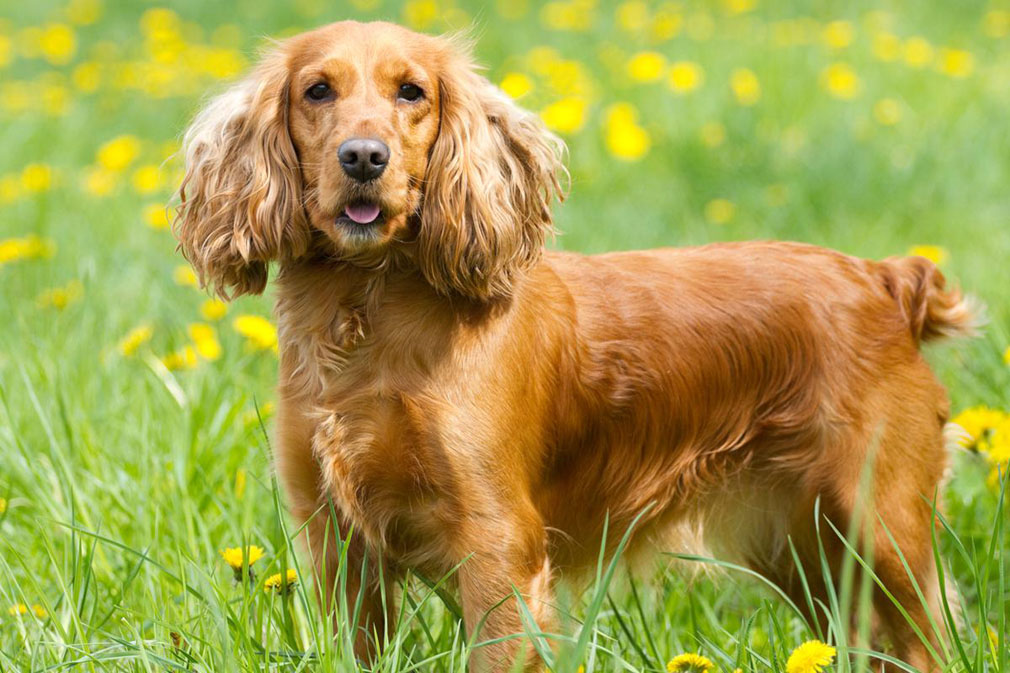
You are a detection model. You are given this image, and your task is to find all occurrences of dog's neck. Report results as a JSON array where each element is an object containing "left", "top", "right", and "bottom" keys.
[{"left": 273, "top": 256, "right": 516, "bottom": 398}]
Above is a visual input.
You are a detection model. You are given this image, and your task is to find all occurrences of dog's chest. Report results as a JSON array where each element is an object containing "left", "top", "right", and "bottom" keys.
[{"left": 309, "top": 390, "right": 463, "bottom": 571}]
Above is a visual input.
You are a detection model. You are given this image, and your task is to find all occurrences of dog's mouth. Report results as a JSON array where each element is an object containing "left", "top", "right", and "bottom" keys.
[{"left": 337, "top": 201, "right": 384, "bottom": 227}]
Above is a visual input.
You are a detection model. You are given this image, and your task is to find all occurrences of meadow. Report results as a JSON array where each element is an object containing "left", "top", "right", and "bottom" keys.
[{"left": 2, "top": 0, "right": 1010, "bottom": 671}]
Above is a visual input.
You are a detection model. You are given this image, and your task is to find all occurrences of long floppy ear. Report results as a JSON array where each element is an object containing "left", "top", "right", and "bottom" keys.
[
  {"left": 174, "top": 49, "right": 309, "bottom": 299},
  {"left": 418, "top": 40, "right": 567, "bottom": 301}
]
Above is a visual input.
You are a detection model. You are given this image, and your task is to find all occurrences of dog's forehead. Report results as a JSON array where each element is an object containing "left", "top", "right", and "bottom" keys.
[{"left": 287, "top": 21, "right": 435, "bottom": 73}]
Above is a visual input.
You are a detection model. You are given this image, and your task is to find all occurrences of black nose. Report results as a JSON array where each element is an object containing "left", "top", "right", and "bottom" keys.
[{"left": 338, "top": 138, "right": 389, "bottom": 182}]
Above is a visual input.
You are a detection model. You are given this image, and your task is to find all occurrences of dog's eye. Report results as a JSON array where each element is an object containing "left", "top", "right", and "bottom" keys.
[
  {"left": 306, "top": 82, "right": 333, "bottom": 102},
  {"left": 397, "top": 83, "right": 423, "bottom": 102}
]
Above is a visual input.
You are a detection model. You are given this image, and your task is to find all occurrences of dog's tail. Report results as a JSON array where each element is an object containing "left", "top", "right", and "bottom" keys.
[{"left": 872, "top": 255, "right": 982, "bottom": 345}]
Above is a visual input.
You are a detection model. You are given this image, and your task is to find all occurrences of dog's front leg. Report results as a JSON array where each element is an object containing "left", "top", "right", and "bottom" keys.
[
  {"left": 313, "top": 509, "right": 395, "bottom": 654},
  {"left": 287, "top": 489, "right": 395, "bottom": 662},
  {"left": 293, "top": 412, "right": 397, "bottom": 663},
  {"left": 458, "top": 520, "right": 553, "bottom": 672}
]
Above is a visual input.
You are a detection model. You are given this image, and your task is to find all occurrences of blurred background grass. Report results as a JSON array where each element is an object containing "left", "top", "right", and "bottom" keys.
[{"left": 2, "top": 0, "right": 1010, "bottom": 671}]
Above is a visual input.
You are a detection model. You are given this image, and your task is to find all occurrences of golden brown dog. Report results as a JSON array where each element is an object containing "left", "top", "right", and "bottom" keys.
[{"left": 175, "top": 21, "right": 976, "bottom": 672}]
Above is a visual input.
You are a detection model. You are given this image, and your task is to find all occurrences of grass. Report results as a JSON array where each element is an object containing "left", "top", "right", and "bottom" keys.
[{"left": 2, "top": 0, "right": 1010, "bottom": 670}]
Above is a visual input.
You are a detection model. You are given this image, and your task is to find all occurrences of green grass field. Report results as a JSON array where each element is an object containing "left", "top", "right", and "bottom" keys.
[{"left": 2, "top": 0, "right": 1010, "bottom": 671}]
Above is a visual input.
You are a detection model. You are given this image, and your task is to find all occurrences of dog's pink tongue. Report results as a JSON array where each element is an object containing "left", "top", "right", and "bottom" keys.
[{"left": 344, "top": 203, "right": 380, "bottom": 224}]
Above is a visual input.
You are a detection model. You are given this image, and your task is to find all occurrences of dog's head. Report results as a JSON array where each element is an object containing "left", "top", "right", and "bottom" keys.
[{"left": 175, "top": 21, "right": 565, "bottom": 300}]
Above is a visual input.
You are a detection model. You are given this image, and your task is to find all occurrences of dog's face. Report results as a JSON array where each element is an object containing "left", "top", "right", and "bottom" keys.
[
  {"left": 175, "top": 21, "right": 565, "bottom": 300},
  {"left": 285, "top": 23, "right": 441, "bottom": 255}
]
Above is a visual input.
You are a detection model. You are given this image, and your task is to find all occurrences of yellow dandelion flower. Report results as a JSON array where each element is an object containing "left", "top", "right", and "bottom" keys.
[
  {"left": 220, "top": 545, "right": 265, "bottom": 569},
  {"left": 1004, "top": 346, "right": 1010, "bottom": 366},
  {"left": 403, "top": 0, "right": 438, "bottom": 30},
  {"left": 188, "top": 323, "right": 222, "bottom": 361},
  {"left": 263, "top": 568, "right": 299, "bottom": 594},
  {"left": 139, "top": 8, "right": 181, "bottom": 36},
  {"left": 235, "top": 468, "right": 247, "bottom": 499},
  {"left": 872, "top": 32, "right": 901, "bottom": 62},
  {"left": 8, "top": 603, "right": 28, "bottom": 617},
  {"left": 722, "top": 0, "right": 755, "bottom": 15},
  {"left": 873, "top": 98, "right": 902, "bottom": 126},
  {"left": 903, "top": 37, "right": 934, "bottom": 68},
  {"left": 38, "top": 24, "right": 77, "bottom": 66},
  {"left": 31, "top": 605, "right": 47, "bottom": 619},
  {"left": 616, "top": 0, "right": 649, "bottom": 32},
  {"left": 118, "top": 324, "right": 153, "bottom": 357},
  {"left": 221, "top": 544, "right": 265, "bottom": 582},
  {"left": 36, "top": 280, "right": 84, "bottom": 310},
  {"left": 500, "top": 72, "right": 534, "bottom": 99},
  {"left": 173, "top": 265, "right": 198, "bottom": 288},
  {"left": 937, "top": 49, "right": 973, "bottom": 78},
  {"left": 604, "top": 102, "right": 650, "bottom": 161},
  {"left": 820, "top": 63, "right": 861, "bottom": 100},
  {"left": 627, "top": 51, "right": 666, "bottom": 82},
  {"left": 704, "top": 198, "right": 735, "bottom": 224},
  {"left": 0, "top": 176, "right": 19, "bottom": 204},
  {"left": 203, "top": 48, "right": 245, "bottom": 79},
  {"left": 651, "top": 6, "right": 682, "bottom": 41},
  {"left": 951, "top": 406, "right": 1007, "bottom": 450},
  {"left": 97, "top": 135, "right": 141, "bottom": 172},
  {"left": 0, "top": 235, "right": 56, "bottom": 266},
  {"left": 144, "top": 204, "right": 170, "bottom": 229},
  {"left": 0, "top": 35, "right": 11, "bottom": 69},
  {"left": 233, "top": 315, "right": 279, "bottom": 352},
  {"left": 540, "top": 1, "right": 593, "bottom": 32},
  {"left": 83, "top": 166, "right": 118, "bottom": 196},
  {"left": 983, "top": 10, "right": 1010, "bottom": 38},
  {"left": 162, "top": 345, "right": 198, "bottom": 371},
  {"left": 200, "top": 298, "right": 228, "bottom": 321},
  {"left": 540, "top": 97, "right": 587, "bottom": 134},
  {"left": 907, "top": 244, "right": 948, "bottom": 266},
  {"left": 132, "top": 165, "right": 162, "bottom": 193},
  {"left": 543, "top": 59, "right": 593, "bottom": 97},
  {"left": 668, "top": 61, "right": 703, "bottom": 93},
  {"left": 987, "top": 418, "right": 1010, "bottom": 467},
  {"left": 0, "top": 498, "right": 6, "bottom": 514},
  {"left": 667, "top": 653, "right": 715, "bottom": 673},
  {"left": 821, "top": 20, "right": 854, "bottom": 50},
  {"left": 786, "top": 640, "right": 837, "bottom": 673},
  {"left": 21, "top": 164, "right": 53, "bottom": 192},
  {"left": 528, "top": 46, "right": 562, "bottom": 75},
  {"left": 730, "top": 68, "right": 760, "bottom": 106}
]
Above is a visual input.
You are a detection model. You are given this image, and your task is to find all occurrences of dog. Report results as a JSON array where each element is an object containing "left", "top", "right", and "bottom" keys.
[{"left": 175, "top": 21, "right": 976, "bottom": 672}]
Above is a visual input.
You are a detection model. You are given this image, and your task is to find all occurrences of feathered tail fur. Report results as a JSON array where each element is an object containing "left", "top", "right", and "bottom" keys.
[{"left": 873, "top": 255, "right": 982, "bottom": 344}]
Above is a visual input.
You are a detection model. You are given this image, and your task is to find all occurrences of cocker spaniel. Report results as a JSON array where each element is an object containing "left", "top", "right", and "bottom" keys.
[{"left": 175, "top": 21, "right": 976, "bottom": 672}]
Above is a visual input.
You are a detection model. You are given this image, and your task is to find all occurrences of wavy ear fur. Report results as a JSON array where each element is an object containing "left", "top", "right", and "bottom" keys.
[
  {"left": 175, "top": 49, "right": 308, "bottom": 299},
  {"left": 418, "top": 40, "right": 566, "bottom": 301}
]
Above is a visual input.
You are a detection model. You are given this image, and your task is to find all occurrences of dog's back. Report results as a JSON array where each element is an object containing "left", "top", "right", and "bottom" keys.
[{"left": 532, "top": 241, "right": 973, "bottom": 670}]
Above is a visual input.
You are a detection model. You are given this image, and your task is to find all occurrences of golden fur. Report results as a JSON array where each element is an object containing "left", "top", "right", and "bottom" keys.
[{"left": 176, "top": 21, "right": 977, "bottom": 672}]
